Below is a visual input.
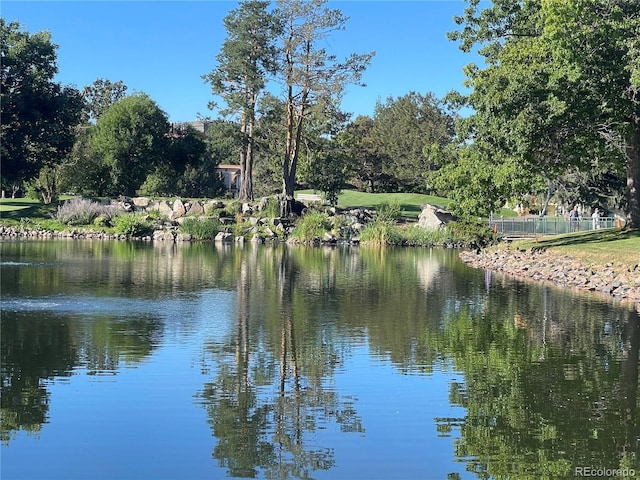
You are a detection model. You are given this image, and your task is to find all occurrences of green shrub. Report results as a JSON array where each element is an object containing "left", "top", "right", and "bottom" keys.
[
  {"left": 93, "top": 215, "right": 111, "bottom": 228},
  {"left": 138, "top": 166, "right": 178, "bottom": 197},
  {"left": 223, "top": 201, "right": 242, "bottom": 217},
  {"left": 359, "top": 220, "right": 488, "bottom": 247},
  {"left": 291, "top": 211, "right": 331, "bottom": 242},
  {"left": 112, "top": 213, "right": 153, "bottom": 237},
  {"left": 180, "top": 217, "right": 220, "bottom": 240},
  {"left": 359, "top": 220, "right": 402, "bottom": 245},
  {"left": 23, "top": 179, "right": 41, "bottom": 201},
  {"left": 446, "top": 220, "right": 496, "bottom": 247}
]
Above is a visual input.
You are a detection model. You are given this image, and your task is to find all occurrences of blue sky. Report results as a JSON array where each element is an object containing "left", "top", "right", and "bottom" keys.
[{"left": 3, "top": 1, "right": 481, "bottom": 123}]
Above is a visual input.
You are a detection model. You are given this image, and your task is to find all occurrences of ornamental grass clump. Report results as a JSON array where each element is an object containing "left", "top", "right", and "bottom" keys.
[
  {"left": 291, "top": 211, "right": 331, "bottom": 242},
  {"left": 401, "top": 225, "right": 452, "bottom": 246},
  {"left": 180, "top": 217, "right": 220, "bottom": 240},
  {"left": 54, "top": 198, "right": 116, "bottom": 226},
  {"left": 262, "top": 197, "right": 280, "bottom": 218},
  {"left": 376, "top": 200, "right": 402, "bottom": 222},
  {"left": 359, "top": 220, "right": 402, "bottom": 246}
]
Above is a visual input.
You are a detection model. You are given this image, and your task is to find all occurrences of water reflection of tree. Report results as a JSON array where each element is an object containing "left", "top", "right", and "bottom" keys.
[
  {"left": 0, "top": 313, "right": 162, "bottom": 444},
  {"left": 334, "top": 247, "right": 470, "bottom": 374},
  {"left": 198, "top": 246, "right": 364, "bottom": 479},
  {"left": 198, "top": 247, "right": 274, "bottom": 477},
  {"left": 432, "top": 284, "right": 640, "bottom": 478},
  {"left": 0, "top": 314, "right": 76, "bottom": 443}
]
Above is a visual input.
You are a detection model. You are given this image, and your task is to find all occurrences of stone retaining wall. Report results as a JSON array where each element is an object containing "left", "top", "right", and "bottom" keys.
[
  {"left": 460, "top": 247, "right": 640, "bottom": 306},
  {"left": 0, "top": 225, "right": 148, "bottom": 241}
]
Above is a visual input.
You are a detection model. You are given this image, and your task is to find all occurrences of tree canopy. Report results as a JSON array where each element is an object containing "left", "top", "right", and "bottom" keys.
[
  {"left": 443, "top": 0, "right": 640, "bottom": 225},
  {"left": 82, "top": 78, "right": 128, "bottom": 122},
  {"left": 369, "top": 92, "right": 455, "bottom": 193},
  {"left": 92, "top": 94, "right": 170, "bottom": 196},
  {"left": 0, "top": 19, "right": 83, "bottom": 197}
]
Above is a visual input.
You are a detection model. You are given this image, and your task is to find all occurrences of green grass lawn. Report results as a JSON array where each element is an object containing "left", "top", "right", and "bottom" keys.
[
  {"left": 336, "top": 190, "right": 450, "bottom": 219},
  {"left": 297, "top": 189, "right": 518, "bottom": 219},
  {"left": 513, "top": 228, "right": 640, "bottom": 266}
]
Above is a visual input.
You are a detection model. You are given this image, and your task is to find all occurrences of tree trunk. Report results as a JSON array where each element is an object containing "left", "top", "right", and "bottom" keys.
[
  {"left": 281, "top": 126, "right": 295, "bottom": 217},
  {"left": 281, "top": 97, "right": 302, "bottom": 217},
  {"left": 282, "top": 91, "right": 297, "bottom": 199},
  {"left": 282, "top": 78, "right": 308, "bottom": 200},
  {"left": 238, "top": 149, "right": 253, "bottom": 202},
  {"left": 540, "top": 178, "right": 554, "bottom": 217},
  {"left": 238, "top": 114, "right": 254, "bottom": 202},
  {"left": 625, "top": 126, "right": 640, "bottom": 228}
]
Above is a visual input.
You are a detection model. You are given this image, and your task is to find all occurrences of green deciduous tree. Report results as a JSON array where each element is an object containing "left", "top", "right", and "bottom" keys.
[
  {"left": 369, "top": 92, "right": 455, "bottom": 193},
  {"left": 92, "top": 93, "right": 170, "bottom": 196},
  {"left": 299, "top": 137, "right": 351, "bottom": 205},
  {"left": 0, "top": 19, "right": 83, "bottom": 198},
  {"left": 81, "top": 78, "right": 128, "bottom": 122},
  {"left": 204, "top": 0, "right": 281, "bottom": 201},
  {"left": 140, "top": 123, "right": 213, "bottom": 197},
  {"left": 430, "top": 142, "right": 543, "bottom": 219},
  {"left": 172, "top": 123, "right": 225, "bottom": 198},
  {"left": 336, "top": 115, "right": 389, "bottom": 193},
  {"left": 448, "top": 0, "right": 640, "bottom": 226},
  {"left": 58, "top": 126, "right": 111, "bottom": 196}
]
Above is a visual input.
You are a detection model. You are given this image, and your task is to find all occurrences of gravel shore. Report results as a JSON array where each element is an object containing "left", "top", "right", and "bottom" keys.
[{"left": 460, "top": 246, "right": 640, "bottom": 307}]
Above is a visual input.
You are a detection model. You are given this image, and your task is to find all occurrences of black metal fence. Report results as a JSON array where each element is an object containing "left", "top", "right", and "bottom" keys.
[{"left": 487, "top": 216, "right": 624, "bottom": 236}]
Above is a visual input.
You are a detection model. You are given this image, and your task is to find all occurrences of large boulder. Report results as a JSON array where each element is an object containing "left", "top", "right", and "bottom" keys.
[
  {"left": 153, "top": 229, "right": 175, "bottom": 242},
  {"left": 187, "top": 201, "right": 204, "bottom": 216},
  {"left": 148, "top": 200, "right": 173, "bottom": 219},
  {"left": 418, "top": 204, "right": 456, "bottom": 229},
  {"left": 132, "top": 197, "right": 151, "bottom": 208},
  {"left": 215, "top": 232, "right": 234, "bottom": 243},
  {"left": 172, "top": 198, "right": 186, "bottom": 219}
]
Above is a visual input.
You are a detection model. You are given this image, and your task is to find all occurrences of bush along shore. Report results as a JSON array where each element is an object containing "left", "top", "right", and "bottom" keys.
[
  {"left": 0, "top": 196, "right": 488, "bottom": 248},
  {"left": 460, "top": 246, "right": 640, "bottom": 306}
]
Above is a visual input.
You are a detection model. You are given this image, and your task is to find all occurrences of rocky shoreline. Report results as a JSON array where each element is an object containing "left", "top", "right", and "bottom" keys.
[{"left": 460, "top": 247, "right": 640, "bottom": 307}]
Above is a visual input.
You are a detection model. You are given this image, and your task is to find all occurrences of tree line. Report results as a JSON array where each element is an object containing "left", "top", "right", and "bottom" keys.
[{"left": 1, "top": 0, "right": 638, "bottom": 226}]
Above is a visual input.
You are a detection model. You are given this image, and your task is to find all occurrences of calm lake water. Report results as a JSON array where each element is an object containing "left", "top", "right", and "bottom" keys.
[{"left": 1, "top": 240, "right": 638, "bottom": 480}]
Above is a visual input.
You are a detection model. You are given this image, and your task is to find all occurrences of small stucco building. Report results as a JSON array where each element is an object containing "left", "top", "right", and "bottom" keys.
[{"left": 215, "top": 164, "right": 242, "bottom": 197}]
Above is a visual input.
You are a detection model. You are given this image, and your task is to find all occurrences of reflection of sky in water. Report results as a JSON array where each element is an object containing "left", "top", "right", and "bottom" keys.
[
  {"left": 330, "top": 344, "right": 467, "bottom": 480},
  {"left": 1, "top": 290, "right": 234, "bottom": 341}
]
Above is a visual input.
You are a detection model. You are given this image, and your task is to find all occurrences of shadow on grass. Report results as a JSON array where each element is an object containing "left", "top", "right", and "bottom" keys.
[
  {"left": 528, "top": 228, "right": 640, "bottom": 248},
  {"left": 0, "top": 200, "right": 39, "bottom": 208},
  {"left": 0, "top": 200, "right": 59, "bottom": 221}
]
